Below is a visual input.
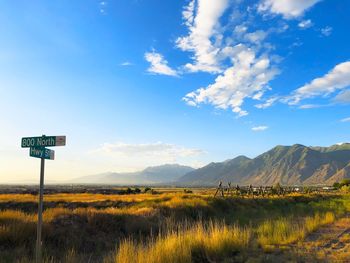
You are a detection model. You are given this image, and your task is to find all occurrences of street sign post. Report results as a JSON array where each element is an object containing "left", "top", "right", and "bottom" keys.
[
  {"left": 21, "top": 135, "right": 66, "bottom": 263},
  {"left": 30, "top": 147, "right": 55, "bottom": 160},
  {"left": 21, "top": 136, "right": 66, "bottom": 148}
]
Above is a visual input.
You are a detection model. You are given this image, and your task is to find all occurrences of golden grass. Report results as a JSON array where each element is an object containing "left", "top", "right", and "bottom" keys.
[
  {"left": 0, "top": 210, "right": 36, "bottom": 245},
  {"left": 0, "top": 210, "right": 36, "bottom": 222},
  {"left": 339, "top": 233, "right": 350, "bottom": 243},
  {"left": 0, "top": 192, "right": 348, "bottom": 262},
  {"left": 114, "top": 211, "right": 338, "bottom": 263},
  {"left": 0, "top": 190, "right": 319, "bottom": 203},
  {"left": 0, "top": 193, "right": 168, "bottom": 203},
  {"left": 116, "top": 222, "right": 251, "bottom": 263},
  {"left": 257, "top": 212, "right": 336, "bottom": 247}
]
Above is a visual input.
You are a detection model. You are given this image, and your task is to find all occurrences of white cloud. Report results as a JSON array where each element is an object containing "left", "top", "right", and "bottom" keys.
[
  {"left": 258, "top": 0, "right": 321, "bottom": 19},
  {"left": 340, "top": 117, "right": 350, "bottom": 123},
  {"left": 298, "top": 19, "right": 313, "bottom": 29},
  {"left": 94, "top": 142, "right": 204, "bottom": 160},
  {"left": 99, "top": 1, "right": 107, "bottom": 14},
  {"left": 146, "top": 0, "right": 324, "bottom": 116},
  {"left": 298, "top": 104, "right": 322, "bottom": 109},
  {"left": 88, "top": 142, "right": 206, "bottom": 172},
  {"left": 234, "top": 25, "right": 248, "bottom": 34},
  {"left": 182, "top": 0, "right": 196, "bottom": 27},
  {"left": 321, "top": 26, "right": 332, "bottom": 36},
  {"left": 252, "top": 126, "right": 269, "bottom": 131},
  {"left": 120, "top": 61, "right": 133, "bottom": 66},
  {"left": 286, "top": 61, "right": 350, "bottom": 105},
  {"left": 176, "top": 1, "right": 282, "bottom": 116},
  {"left": 290, "top": 40, "right": 303, "bottom": 48},
  {"left": 255, "top": 97, "right": 278, "bottom": 109},
  {"left": 183, "top": 45, "right": 278, "bottom": 117},
  {"left": 258, "top": 0, "right": 321, "bottom": 18},
  {"left": 334, "top": 89, "right": 350, "bottom": 103},
  {"left": 144, "top": 51, "right": 178, "bottom": 76},
  {"left": 244, "top": 30, "right": 268, "bottom": 43},
  {"left": 176, "top": 0, "right": 229, "bottom": 73}
]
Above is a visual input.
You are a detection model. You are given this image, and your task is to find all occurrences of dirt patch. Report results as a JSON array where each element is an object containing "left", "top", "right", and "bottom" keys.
[
  {"left": 299, "top": 214, "right": 350, "bottom": 262},
  {"left": 252, "top": 214, "right": 350, "bottom": 263}
]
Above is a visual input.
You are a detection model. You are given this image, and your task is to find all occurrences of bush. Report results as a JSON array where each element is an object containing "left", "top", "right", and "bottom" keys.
[
  {"left": 333, "top": 182, "right": 340, "bottom": 189},
  {"left": 340, "top": 179, "right": 350, "bottom": 187},
  {"left": 334, "top": 179, "right": 350, "bottom": 189},
  {"left": 144, "top": 187, "right": 152, "bottom": 193},
  {"left": 340, "top": 185, "right": 350, "bottom": 193}
]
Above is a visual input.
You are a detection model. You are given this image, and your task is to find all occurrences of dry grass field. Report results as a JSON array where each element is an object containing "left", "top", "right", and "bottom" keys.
[{"left": 0, "top": 188, "right": 349, "bottom": 262}]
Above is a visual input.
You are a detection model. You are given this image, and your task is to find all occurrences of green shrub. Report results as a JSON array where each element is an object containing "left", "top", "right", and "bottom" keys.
[
  {"left": 144, "top": 187, "right": 152, "bottom": 193},
  {"left": 340, "top": 185, "right": 350, "bottom": 193},
  {"left": 340, "top": 179, "right": 350, "bottom": 187}
]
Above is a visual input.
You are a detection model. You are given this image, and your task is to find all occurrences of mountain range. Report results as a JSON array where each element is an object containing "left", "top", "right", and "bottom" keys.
[
  {"left": 69, "top": 143, "right": 350, "bottom": 186},
  {"left": 177, "top": 143, "right": 350, "bottom": 186},
  {"left": 69, "top": 164, "right": 194, "bottom": 185}
]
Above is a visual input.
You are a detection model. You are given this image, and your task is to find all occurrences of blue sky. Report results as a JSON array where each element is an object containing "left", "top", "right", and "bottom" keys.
[{"left": 0, "top": 0, "right": 349, "bottom": 182}]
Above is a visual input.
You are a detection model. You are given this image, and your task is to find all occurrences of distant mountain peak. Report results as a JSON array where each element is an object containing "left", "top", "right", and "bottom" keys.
[
  {"left": 311, "top": 143, "right": 350, "bottom": 153},
  {"left": 235, "top": 155, "right": 251, "bottom": 160},
  {"left": 223, "top": 155, "right": 250, "bottom": 164},
  {"left": 177, "top": 143, "right": 350, "bottom": 186},
  {"left": 292, "top": 143, "right": 307, "bottom": 148},
  {"left": 69, "top": 164, "right": 194, "bottom": 185}
]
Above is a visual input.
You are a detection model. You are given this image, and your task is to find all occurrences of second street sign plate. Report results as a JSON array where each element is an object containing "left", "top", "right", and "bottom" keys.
[
  {"left": 30, "top": 147, "right": 55, "bottom": 160},
  {"left": 21, "top": 136, "right": 66, "bottom": 148}
]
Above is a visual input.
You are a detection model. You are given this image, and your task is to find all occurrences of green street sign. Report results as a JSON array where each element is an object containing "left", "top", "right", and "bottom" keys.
[
  {"left": 21, "top": 136, "right": 66, "bottom": 148},
  {"left": 29, "top": 147, "right": 55, "bottom": 160},
  {"left": 21, "top": 134, "right": 66, "bottom": 262}
]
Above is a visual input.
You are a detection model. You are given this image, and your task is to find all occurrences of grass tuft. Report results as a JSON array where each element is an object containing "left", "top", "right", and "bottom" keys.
[{"left": 116, "top": 222, "right": 251, "bottom": 263}]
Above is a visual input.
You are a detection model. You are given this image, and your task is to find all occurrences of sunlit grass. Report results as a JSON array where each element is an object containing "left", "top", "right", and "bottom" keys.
[
  {"left": 114, "top": 211, "right": 340, "bottom": 262},
  {"left": 0, "top": 192, "right": 349, "bottom": 262},
  {"left": 257, "top": 212, "right": 336, "bottom": 247},
  {"left": 116, "top": 222, "right": 251, "bottom": 263},
  {"left": 0, "top": 193, "right": 170, "bottom": 203}
]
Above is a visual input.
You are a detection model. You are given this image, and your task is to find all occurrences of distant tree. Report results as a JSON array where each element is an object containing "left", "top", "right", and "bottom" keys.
[
  {"left": 126, "top": 187, "right": 133, "bottom": 194},
  {"left": 272, "top": 183, "right": 282, "bottom": 194},
  {"left": 144, "top": 187, "right": 152, "bottom": 193},
  {"left": 339, "top": 179, "right": 350, "bottom": 187},
  {"left": 134, "top": 188, "right": 141, "bottom": 193},
  {"left": 151, "top": 189, "right": 159, "bottom": 195},
  {"left": 340, "top": 185, "right": 350, "bottom": 193},
  {"left": 183, "top": 189, "right": 193, "bottom": 194},
  {"left": 303, "top": 186, "right": 311, "bottom": 193},
  {"left": 273, "top": 183, "right": 281, "bottom": 189},
  {"left": 333, "top": 182, "right": 340, "bottom": 189}
]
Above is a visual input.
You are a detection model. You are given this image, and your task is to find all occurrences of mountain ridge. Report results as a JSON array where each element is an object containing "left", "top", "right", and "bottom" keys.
[
  {"left": 69, "top": 164, "right": 194, "bottom": 185},
  {"left": 176, "top": 143, "right": 350, "bottom": 186}
]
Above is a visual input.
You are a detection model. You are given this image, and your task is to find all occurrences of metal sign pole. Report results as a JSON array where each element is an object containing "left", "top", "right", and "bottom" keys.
[
  {"left": 21, "top": 134, "right": 66, "bottom": 262},
  {"left": 36, "top": 157, "right": 45, "bottom": 263}
]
